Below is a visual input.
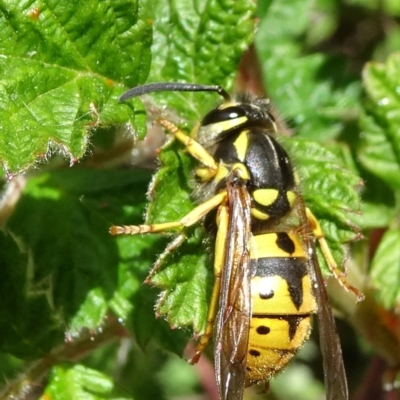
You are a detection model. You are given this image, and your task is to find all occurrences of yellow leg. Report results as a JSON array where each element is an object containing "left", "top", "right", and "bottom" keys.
[
  {"left": 190, "top": 203, "right": 229, "bottom": 364},
  {"left": 157, "top": 118, "right": 218, "bottom": 174},
  {"left": 306, "top": 208, "right": 364, "bottom": 302},
  {"left": 110, "top": 191, "right": 227, "bottom": 235}
]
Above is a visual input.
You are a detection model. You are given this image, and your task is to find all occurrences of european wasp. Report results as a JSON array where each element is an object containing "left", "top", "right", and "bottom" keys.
[{"left": 110, "top": 82, "right": 364, "bottom": 400}]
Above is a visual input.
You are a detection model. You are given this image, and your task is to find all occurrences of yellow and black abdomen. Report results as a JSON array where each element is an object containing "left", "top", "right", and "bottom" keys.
[{"left": 245, "top": 231, "right": 318, "bottom": 386}]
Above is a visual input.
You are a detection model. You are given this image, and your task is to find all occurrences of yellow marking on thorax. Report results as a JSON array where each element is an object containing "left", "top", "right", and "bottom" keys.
[
  {"left": 251, "top": 208, "right": 269, "bottom": 220},
  {"left": 233, "top": 130, "right": 249, "bottom": 162},
  {"left": 286, "top": 190, "right": 297, "bottom": 207},
  {"left": 232, "top": 162, "right": 249, "bottom": 181},
  {"left": 251, "top": 232, "right": 306, "bottom": 259},
  {"left": 253, "top": 188, "right": 279, "bottom": 207}
]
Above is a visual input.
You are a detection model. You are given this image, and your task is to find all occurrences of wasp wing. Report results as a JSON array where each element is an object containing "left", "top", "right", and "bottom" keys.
[
  {"left": 299, "top": 204, "right": 349, "bottom": 400},
  {"left": 311, "top": 250, "right": 349, "bottom": 400},
  {"left": 214, "top": 179, "right": 253, "bottom": 400}
]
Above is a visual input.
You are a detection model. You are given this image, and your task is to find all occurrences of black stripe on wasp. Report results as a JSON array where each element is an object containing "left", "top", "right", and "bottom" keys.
[{"left": 110, "top": 82, "right": 364, "bottom": 400}]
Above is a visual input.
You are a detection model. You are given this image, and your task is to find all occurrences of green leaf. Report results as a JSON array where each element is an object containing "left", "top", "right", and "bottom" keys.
[
  {"left": 42, "top": 364, "right": 130, "bottom": 400},
  {"left": 147, "top": 141, "right": 195, "bottom": 225},
  {"left": 149, "top": 226, "right": 212, "bottom": 335},
  {"left": 69, "top": 287, "right": 109, "bottom": 334},
  {"left": 2, "top": 168, "right": 153, "bottom": 357},
  {"left": 305, "top": 0, "right": 338, "bottom": 47},
  {"left": 384, "top": 0, "right": 400, "bottom": 16},
  {"left": 359, "top": 167, "right": 396, "bottom": 229},
  {"left": 370, "top": 228, "right": 400, "bottom": 310},
  {"left": 344, "top": 0, "right": 379, "bottom": 10},
  {"left": 0, "top": 354, "right": 24, "bottom": 386},
  {"left": 0, "top": 230, "right": 62, "bottom": 357},
  {"left": 255, "top": 0, "right": 361, "bottom": 141},
  {"left": 131, "top": 284, "right": 189, "bottom": 355},
  {"left": 359, "top": 109, "right": 400, "bottom": 189},
  {"left": 0, "top": 0, "right": 152, "bottom": 174},
  {"left": 359, "top": 52, "right": 400, "bottom": 190}
]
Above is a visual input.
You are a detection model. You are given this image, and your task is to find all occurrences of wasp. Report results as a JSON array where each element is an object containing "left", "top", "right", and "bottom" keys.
[{"left": 110, "top": 82, "right": 364, "bottom": 400}]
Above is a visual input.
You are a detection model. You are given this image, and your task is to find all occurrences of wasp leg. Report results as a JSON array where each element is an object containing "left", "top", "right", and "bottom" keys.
[
  {"left": 157, "top": 118, "right": 218, "bottom": 175},
  {"left": 110, "top": 191, "right": 227, "bottom": 235},
  {"left": 145, "top": 233, "right": 187, "bottom": 283},
  {"left": 190, "top": 202, "right": 229, "bottom": 364},
  {"left": 306, "top": 208, "right": 364, "bottom": 302}
]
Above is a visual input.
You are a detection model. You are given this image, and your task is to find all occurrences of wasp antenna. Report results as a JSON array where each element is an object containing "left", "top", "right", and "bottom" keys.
[{"left": 119, "top": 82, "right": 231, "bottom": 103}]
